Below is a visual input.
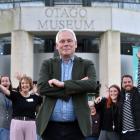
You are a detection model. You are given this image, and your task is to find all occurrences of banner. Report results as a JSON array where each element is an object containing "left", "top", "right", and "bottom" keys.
[{"left": 132, "top": 46, "right": 140, "bottom": 86}]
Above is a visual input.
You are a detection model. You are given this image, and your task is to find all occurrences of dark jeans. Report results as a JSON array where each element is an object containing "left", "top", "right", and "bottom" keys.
[
  {"left": 42, "top": 121, "right": 84, "bottom": 140},
  {"left": 85, "top": 136, "right": 98, "bottom": 140},
  {"left": 121, "top": 130, "right": 140, "bottom": 140}
]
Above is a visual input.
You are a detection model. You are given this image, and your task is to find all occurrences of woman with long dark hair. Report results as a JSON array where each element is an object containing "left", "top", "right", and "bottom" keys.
[{"left": 0, "top": 76, "right": 12, "bottom": 140}]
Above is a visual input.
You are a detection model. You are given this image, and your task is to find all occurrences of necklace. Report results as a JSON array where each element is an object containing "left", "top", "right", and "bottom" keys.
[
  {"left": 111, "top": 104, "right": 117, "bottom": 130},
  {"left": 112, "top": 121, "right": 115, "bottom": 130}
]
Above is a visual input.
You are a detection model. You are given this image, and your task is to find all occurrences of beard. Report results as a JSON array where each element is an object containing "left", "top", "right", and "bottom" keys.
[{"left": 124, "top": 85, "right": 133, "bottom": 91}]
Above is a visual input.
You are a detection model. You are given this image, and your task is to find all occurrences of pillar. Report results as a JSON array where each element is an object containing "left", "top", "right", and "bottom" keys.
[
  {"left": 11, "top": 30, "right": 33, "bottom": 87},
  {"left": 99, "top": 30, "right": 121, "bottom": 96}
]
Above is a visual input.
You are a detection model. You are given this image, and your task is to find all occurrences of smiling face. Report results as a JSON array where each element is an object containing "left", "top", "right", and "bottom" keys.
[
  {"left": 56, "top": 30, "right": 77, "bottom": 60},
  {"left": 109, "top": 87, "right": 119, "bottom": 101},
  {"left": 122, "top": 77, "right": 133, "bottom": 91},
  {"left": 19, "top": 76, "right": 33, "bottom": 94},
  {"left": 20, "top": 79, "right": 31, "bottom": 93},
  {"left": 0, "top": 76, "right": 11, "bottom": 90}
]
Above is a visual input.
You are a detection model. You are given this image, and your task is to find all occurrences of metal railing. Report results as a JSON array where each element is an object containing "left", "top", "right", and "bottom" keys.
[
  {"left": 92, "top": 0, "right": 140, "bottom": 10},
  {"left": 0, "top": 0, "right": 140, "bottom": 10},
  {"left": 0, "top": 0, "right": 140, "bottom": 4},
  {"left": 0, "top": 0, "right": 44, "bottom": 2},
  {"left": 54, "top": 0, "right": 82, "bottom": 5},
  {"left": 0, "top": 0, "right": 45, "bottom": 9}
]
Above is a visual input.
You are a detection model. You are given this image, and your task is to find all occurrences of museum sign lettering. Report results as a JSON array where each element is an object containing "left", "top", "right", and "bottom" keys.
[{"left": 38, "top": 7, "right": 94, "bottom": 30}]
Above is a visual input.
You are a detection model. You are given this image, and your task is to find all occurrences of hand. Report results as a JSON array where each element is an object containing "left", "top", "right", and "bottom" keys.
[
  {"left": 81, "top": 76, "right": 88, "bottom": 80},
  {"left": 48, "top": 79, "right": 64, "bottom": 88},
  {"left": 0, "top": 84, "right": 10, "bottom": 96},
  {"left": 94, "top": 96, "right": 102, "bottom": 104},
  {"left": 32, "top": 84, "right": 38, "bottom": 93},
  {"left": 15, "top": 72, "right": 26, "bottom": 81}
]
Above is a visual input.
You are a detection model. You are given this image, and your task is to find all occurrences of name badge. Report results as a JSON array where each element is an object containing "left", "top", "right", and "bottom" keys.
[{"left": 26, "top": 98, "right": 34, "bottom": 102}]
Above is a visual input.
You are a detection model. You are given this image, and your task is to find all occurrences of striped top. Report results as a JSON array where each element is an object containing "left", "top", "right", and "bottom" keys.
[{"left": 122, "top": 93, "right": 135, "bottom": 132}]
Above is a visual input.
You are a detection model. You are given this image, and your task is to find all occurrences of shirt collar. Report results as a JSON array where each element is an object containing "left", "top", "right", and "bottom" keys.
[{"left": 60, "top": 56, "right": 74, "bottom": 63}]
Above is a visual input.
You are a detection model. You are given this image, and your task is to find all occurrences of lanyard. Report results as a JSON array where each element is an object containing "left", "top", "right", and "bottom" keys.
[{"left": 4, "top": 97, "right": 10, "bottom": 119}]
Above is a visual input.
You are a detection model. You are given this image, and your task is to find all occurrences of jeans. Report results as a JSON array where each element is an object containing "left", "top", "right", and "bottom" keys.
[
  {"left": 99, "top": 130, "right": 120, "bottom": 140},
  {"left": 121, "top": 130, "right": 140, "bottom": 140},
  {"left": 37, "top": 134, "right": 42, "bottom": 140},
  {"left": 0, "top": 128, "right": 10, "bottom": 140},
  {"left": 85, "top": 136, "right": 98, "bottom": 140}
]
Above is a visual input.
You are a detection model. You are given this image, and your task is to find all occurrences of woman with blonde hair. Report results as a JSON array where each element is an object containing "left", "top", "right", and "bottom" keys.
[{"left": 0, "top": 76, "right": 42, "bottom": 140}]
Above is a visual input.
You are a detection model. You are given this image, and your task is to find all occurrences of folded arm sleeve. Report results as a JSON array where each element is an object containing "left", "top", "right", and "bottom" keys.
[
  {"left": 37, "top": 59, "right": 68, "bottom": 98},
  {"left": 64, "top": 60, "right": 98, "bottom": 95}
]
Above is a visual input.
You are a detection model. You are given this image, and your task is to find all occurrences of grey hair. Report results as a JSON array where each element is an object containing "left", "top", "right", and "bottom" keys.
[{"left": 55, "top": 28, "right": 77, "bottom": 43}]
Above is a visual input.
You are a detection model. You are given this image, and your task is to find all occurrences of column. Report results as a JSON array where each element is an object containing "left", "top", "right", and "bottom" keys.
[
  {"left": 99, "top": 30, "right": 121, "bottom": 96},
  {"left": 11, "top": 30, "right": 33, "bottom": 87}
]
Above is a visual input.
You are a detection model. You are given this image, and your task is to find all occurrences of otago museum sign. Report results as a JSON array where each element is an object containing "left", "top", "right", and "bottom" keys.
[{"left": 37, "top": 7, "right": 95, "bottom": 31}]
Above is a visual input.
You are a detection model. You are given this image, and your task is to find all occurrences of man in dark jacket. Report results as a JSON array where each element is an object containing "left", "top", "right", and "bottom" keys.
[
  {"left": 119, "top": 52, "right": 140, "bottom": 140},
  {"left": 36, "top": 29, "right": 97, "bottom": 140}
]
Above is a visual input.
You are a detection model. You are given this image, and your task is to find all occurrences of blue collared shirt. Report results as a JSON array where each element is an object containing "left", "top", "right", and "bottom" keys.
[{"left": 50, "top": 58, "right": 76, "bottom": 122}]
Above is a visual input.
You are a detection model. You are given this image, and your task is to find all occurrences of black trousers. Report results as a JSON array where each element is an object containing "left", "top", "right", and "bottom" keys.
[
  {"left": 42, "top": 121, "right": 84, "bottom": 140},
  {"left": 121, "top": 130, "right": 140, "bottom": 140}
]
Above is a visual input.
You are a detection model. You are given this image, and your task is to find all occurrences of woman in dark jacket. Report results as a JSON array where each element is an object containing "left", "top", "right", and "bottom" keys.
[{"left": 94, "top": 84, "right": 121, "bottom": 140}]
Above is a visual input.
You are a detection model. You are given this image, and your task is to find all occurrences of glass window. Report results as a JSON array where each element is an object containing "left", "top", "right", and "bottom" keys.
[
  {"left": 121, "top": 34, "right": 140, "bottom": 55},
  {"left": 121, "top": 43, "right": 133, "bottom": 55},
  {"left": 33, "top": 35, "right": 99, "bottom": 53},
  {"left": 0, "top": 37, "right": 11, "bottom": 55}
]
